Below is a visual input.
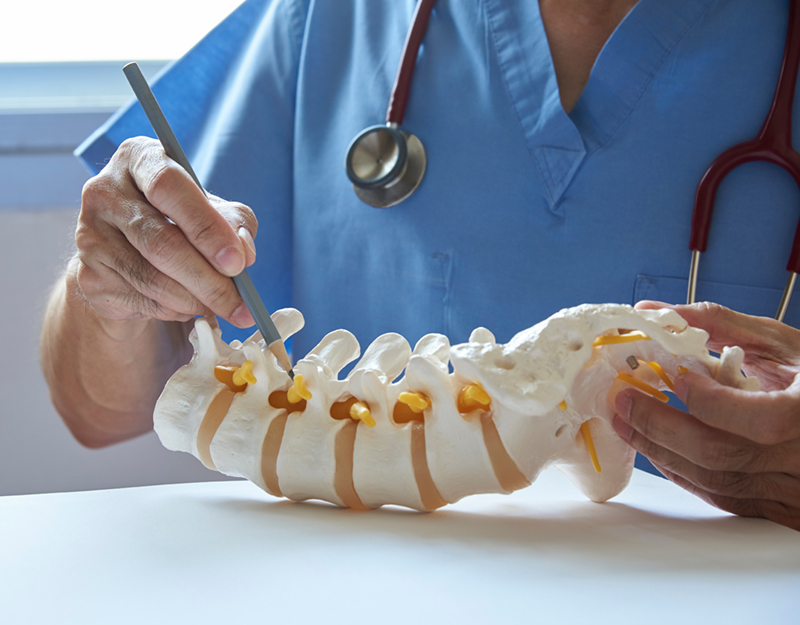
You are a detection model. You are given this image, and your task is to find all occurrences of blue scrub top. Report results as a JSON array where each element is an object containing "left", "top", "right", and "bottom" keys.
[{"left": 77, "top": 0, "right": 800, "bottom": 360}]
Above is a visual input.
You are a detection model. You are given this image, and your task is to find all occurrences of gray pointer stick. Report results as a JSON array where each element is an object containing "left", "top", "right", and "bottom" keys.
[{"left": 122, "top": 62, "right": 294, "bottom": 380}]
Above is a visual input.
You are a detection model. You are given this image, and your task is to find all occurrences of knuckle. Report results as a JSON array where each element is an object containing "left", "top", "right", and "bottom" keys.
[
  {"left": 74, "top": 219, "right": 97, "bottom": 254},
  {"left": 123, "top": 140, "right": 183, "bottom": 205},
  {"left": 116, "top": 136, "right": 160, "bottom": 170},
  {"left": 630, "top": 430, "right": 663, "bottom": 463},
  {"left": 731, "top": 498, "right": 771, "bottom": 520},
  {"left": 138, "top": 222, "right": 185, "bottom": 265},
  {"left": 118, "top": 136, "right": 155, "bottom": 157},
  {"left": 752, "top": 417, "right": 792, "bottom": 446},
  {"left": 639, "top": 442, "right": 676, "bottom": 472},
  {"left": 631, "top": 402, "right": 677, "bottom": 447},
  {"left": 704, "top": 493, "right": 755, "bottom": 518},
  {"left": 80, "top": 174, "right": 117, "bottom": 217},
  {"left": 698, "top": 436, "right": 763, "bottom": 472},
  {"left": 141, "top": 161, "right": 182, "bottom": 203},
  {"left": 80, "top": 175, "right": 103, "bottom": 207},
  {"left": 743, "top": 444, "right": 775, "bottom": 473},
  {"left": 697, "top": 439, "right": 727, "bottom": 470},
  {"left": 189, "top": 219, "right": 222, "bottom": 249},
  {"left": 74, "top": 259, "right": 101, "bottom": 297},
  {"left": 141, "top": 297, "right": 167, "bottom": 319},
  {"left": 783, "top": 445, "right": 800, "bottom": 473},
  {"left": 111, "top": 253, "right": 157, "bottom": 293},
  {"left": 698, "top": 470, "right": 748, "bottom": 498},
  {"left": 118, "top": 289, "right": 152, "bottom": 319},
  {"left": 695, "top": 301, "right": 730, "bottom": 320},
  {"left": 699, "top": 439, "right": 741, "bottom": 470},
  {"left": 142, "top": 274, "right": 203, "bottom": 317},
  {"left": 202, "top": 279, "right": 238, "bottom": 315},
  {"left": 232, "top": 201, "right": 258, "bottom": 232},
  {"left": 215, "top": 199, "right": 258, "bottom": 236}
]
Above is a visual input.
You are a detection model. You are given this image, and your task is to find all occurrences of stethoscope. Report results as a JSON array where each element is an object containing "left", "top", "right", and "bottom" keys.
[
  {"left": 689, "top": 0, "right": 800, "bottom": 321},
  {"left": 346, "top": 0, "right": 800, "bottom": 321},
  {"left": 345, "top": 0, "right": 437, "bottom": 208}
]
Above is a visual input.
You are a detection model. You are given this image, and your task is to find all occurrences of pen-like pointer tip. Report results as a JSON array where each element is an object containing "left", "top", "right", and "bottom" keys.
[{"left": 268, "top": 340, "right": 295, "bottom": 381}]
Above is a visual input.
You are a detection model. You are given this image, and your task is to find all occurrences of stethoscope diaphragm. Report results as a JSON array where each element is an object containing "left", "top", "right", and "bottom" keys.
[{"left": 345, "top": 124, "right": 427, "bottom": 208}]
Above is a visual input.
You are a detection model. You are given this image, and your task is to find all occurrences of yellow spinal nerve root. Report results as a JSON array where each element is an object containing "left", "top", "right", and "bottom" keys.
[
  {"left": 214, "top": 362, "right": 255, "bottom": 392},
  {"left": 231, "top": 360, "right": 257, "bottom": 387},
  {"left": 616, "top": 371, "right": 669, "bottom": 402},
  {"left": 287, "top": 374, "right": 312, "bottom": 404},
  {"left": 644, "top": 361, "right": 675, "bottom": 392},
  {"left": 350, "top": 402, "right": 376, "bottom": 428},
  {"left": 593, "top": 331, "right": 651, "bottom": 347},
  {"left": 580, "top": 421, "right": 602, "bottom": 474},
  {"left": 457, "top": 384, "right": 491, "bottom": 413},
  {"left": 397, "top": 391, "right": 431, "bottom": 413}
]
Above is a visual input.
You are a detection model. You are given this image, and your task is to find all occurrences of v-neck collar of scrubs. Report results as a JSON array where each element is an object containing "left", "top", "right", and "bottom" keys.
[{"left": 484, "top": 0, "right": 717, "bottom": 210}]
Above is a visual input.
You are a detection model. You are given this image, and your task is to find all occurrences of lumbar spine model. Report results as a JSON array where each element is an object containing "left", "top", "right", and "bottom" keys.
[{"left": 154, "top": 304, "right": 758, "bottom": 510}]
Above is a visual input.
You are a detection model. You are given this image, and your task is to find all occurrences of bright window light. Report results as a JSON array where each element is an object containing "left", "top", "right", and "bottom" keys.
[{"left": 1, "top": 0, "right": 245, "bottom": 63}]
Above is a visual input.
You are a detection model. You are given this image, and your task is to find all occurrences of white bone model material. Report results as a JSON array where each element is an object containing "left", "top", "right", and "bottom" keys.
[{"left": 154, "top": 304, "right": 759, "bottom": 511}]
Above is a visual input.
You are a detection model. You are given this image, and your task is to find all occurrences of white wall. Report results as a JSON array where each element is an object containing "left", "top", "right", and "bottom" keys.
[
  {"left": 0, "top": 68, "right": 231, "bottom": 496},
  {"left": 0, "top": 208, "right": 230, "bottom": 496}
]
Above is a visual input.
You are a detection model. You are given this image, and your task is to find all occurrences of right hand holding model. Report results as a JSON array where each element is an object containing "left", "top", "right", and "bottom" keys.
[{"left": 74, "top": 136, "right": 257, "bottom": 331}]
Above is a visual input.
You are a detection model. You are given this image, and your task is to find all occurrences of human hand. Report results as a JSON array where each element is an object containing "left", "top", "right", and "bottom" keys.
[
  {"left": 74, "top": 136, "right": 257, "bottom": 331},
  {"left": 612, "top": 301, "right": 800, "bottom": 531}
]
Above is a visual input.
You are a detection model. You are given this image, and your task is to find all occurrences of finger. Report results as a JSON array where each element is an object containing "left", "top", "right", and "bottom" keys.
[
  {"left": 93, "top": 223, "right": 212, "bottom": 317},
  {"left": 76, "top": 203, "right": 204, "bottom": 319},
  {"left": 652, "top": 462, "right": 800, "bottom": 531},
  {"left": 613, "top": 413, "right": 797, "bottom": 499},
  {"left": 119, "top": 137, "right": 250, "bottom": 277},
  {"left": 635, "top": 300, "right": 800, "bottom": 362},
  {"left": 82, "top": 141, "right": 257, "bottom": 327},
  {"left": 237, "top": 225, "right": 257, "bottom": 267},
  {"left": 677, "top": 372, "right": 800, "bottom": 445},
  {"left": 75, "top": 258, "right": 195, "bottom": 323},
  {"left": 214, "top": 198, "right": 258, "bottom": 267},
  {"left": 613, "top": 391, "right": 791, "bottom": 472},
  {"left": 106, "top": 194, "right": 254, "bottom": 327},
  {"left": 79, "top": 191, "right": 232, "bottom": 321}
]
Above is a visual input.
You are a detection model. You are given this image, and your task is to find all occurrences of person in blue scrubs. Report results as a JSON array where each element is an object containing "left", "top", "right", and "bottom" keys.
[{"left": 41, "top": 0, "right": 800, "bottom": 530}]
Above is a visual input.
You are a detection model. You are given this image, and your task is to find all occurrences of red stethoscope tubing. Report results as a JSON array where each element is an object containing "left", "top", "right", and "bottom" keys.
[
  {"left": 387, "top": 0, "right": 800, "bottom": 319},
  {"left": 345, "top": 0, "right": 437, "bottom": 208},
  {"left": 386, "top": 0, "right": 438, "bottom": 126},
  {"left": 689, "top": 0, "right": 800, "bottom": 319}
]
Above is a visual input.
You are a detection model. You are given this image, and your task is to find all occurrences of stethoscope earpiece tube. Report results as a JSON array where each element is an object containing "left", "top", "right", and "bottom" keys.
[
  {"left": 346, "top": 0, "right": 437, "bottom": 208},
  {"left": 386, "top": 0, "right": 439, "bottom": 127},
  {"left": 688, "top": 0, "right": 800, "bottom": 322}
]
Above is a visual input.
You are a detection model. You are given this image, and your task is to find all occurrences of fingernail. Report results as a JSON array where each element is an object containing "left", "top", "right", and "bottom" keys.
[
  {"left": 615, "top": 392, "right": 632, "bottom": 422},
  {"left": 612, "top": 415, "right": 634, "bottom": 442},
  {"left": 216, "top": 245, "right": 245, "bottom": 277},
  {"left": 232, "top": 304, "right": 254, "bottom": 328},
  {"left": 634, "top": 300, "right": 671, "bottom": 310},
  {"left": 238, "top": 227, "right": 256, "bottom": 264}
]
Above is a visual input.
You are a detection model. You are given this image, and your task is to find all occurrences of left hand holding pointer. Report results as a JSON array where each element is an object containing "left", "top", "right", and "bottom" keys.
[{"left": 612, "top": 301, "right": 800, "bottom": 531}]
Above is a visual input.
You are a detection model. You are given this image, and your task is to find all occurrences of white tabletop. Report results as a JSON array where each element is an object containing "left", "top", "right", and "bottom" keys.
[{"left": 2, "top": 469, "right": 798, "bottom": 624}]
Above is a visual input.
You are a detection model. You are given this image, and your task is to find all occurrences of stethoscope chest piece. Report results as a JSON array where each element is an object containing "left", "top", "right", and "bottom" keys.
[{"left": 346, "top": 123, "right": 427, "bottom": 208}]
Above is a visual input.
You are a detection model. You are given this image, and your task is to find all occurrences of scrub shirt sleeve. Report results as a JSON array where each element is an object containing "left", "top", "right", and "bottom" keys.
[{"left": 74, "top": 0, "right": 310, "bottom": 338}]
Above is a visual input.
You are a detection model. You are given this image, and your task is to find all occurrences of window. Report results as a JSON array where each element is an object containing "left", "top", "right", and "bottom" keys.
[
  {"left": 2, "top": 0, "right": 245, "bottom": 63},
  {"left": 0, "top": 1, "right": 244, "bottom": 208}
]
